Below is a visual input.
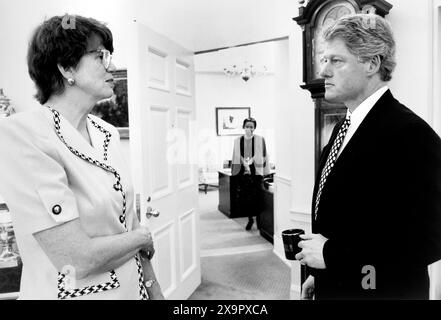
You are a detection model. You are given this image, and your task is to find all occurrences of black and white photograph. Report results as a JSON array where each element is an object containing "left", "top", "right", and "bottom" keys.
[
  {"left": 0, "top": 0, "right": 440, "bottom": 309},
  {"left": 215, "top": 107, "right": 251, "bottom": 136}
]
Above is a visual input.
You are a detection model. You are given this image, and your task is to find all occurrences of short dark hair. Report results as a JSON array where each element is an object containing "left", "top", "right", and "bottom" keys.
[
  {"left": 242, "top": 117, "right": 257, "bottom": 129},
  {"left": 27, "top": 14, "right": 114, "bottom": 104}
]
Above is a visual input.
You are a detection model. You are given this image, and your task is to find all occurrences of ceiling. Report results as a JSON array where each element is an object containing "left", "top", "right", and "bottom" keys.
[
  {"left": 134, "top": 0, "right": 298, "bottom": 52},
  {"left": 1, "top": 0, "right": 298, "bottom": 53}
]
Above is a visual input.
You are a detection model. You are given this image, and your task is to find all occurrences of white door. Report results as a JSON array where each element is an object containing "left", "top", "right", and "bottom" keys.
[{"left": 127, "top": 20, "right": 200, "bottom": 300}]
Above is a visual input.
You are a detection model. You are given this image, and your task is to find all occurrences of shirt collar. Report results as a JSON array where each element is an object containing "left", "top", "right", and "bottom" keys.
[
  {"left": 44, "top": 107, "right": 110, "bottom": 162},
  {"left": 346, "top": 86, "right": 389, "bottom": 124}
]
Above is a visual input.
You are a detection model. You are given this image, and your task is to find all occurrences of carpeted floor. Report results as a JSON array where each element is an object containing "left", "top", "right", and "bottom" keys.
[
  {"left": 200, "top": 206, "right": 271, "bottom": 255},
  {"left": 189, "top": 250, "right": 290, "bottom": 300},
  {"left": 189, "top": 190, "right": 290, "bottom": 300}
]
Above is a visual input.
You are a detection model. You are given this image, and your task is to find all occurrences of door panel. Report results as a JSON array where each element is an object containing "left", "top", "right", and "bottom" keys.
[
  {"left": 175, "top": 59, "right": 192, "bottom": 96},
  {"left": 127, "top": 20, "right": 200, "bottom": 300},
  {"left": 148, "top": 47, "right": 169, "bottom": 91},
  {"left": 177, "top": 108, "right": 193, "bottom": 188},
  {"left": 149, "top": 105, "right": 172, "bottom": 197},
  {"left": 153, "top": 221, "right": 176, "bottom": 296},
  {"left": 179, "top": 209, "right": 197, "bottom": 281}
]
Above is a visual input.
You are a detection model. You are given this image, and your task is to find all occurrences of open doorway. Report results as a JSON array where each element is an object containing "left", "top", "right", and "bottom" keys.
[{"left": 191, "top": 39, "right": 291, "bottom": 299}]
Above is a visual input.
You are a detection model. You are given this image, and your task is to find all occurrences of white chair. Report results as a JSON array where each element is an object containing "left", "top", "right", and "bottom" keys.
[{"left": 198, "top": 165, "right": 219, "bottom": 194}]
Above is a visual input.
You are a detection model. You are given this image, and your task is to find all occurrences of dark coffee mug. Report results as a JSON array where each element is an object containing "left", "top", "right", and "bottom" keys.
[{"left": 282, "top": 229, "right": 305, "bottom": 260}]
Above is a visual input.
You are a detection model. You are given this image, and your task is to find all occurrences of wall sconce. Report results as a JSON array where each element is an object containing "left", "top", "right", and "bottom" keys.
[{"left": 223, "top": 62, "right": 268, "bottom": 82}]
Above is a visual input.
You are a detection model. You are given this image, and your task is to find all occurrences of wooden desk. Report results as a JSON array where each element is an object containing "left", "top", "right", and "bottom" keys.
[
  {"left": 218, "top": 170, "right": 247, "bottom": 218},
  {"left": 259, "top": 183, "right": 274, "bottom": 243},
  {"left": 218, "top": 170, "right": 275, "bottom": 244}
]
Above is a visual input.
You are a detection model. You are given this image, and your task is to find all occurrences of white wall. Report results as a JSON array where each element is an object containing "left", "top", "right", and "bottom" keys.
[
  {"left": 272, "top": 37, "right": 313, "bottom": 280},
  {"left": 388, "top": 0, "right": 433, "bottom": 121},
  {"left": 273, "top": 20, "right": 316, "bottom": 299},
  {"left": 194, "top": 41, "right": 283, "bottom": 169}
]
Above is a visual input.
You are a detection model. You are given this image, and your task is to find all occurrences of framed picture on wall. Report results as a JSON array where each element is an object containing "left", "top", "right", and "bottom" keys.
[
  {"left": 215, "top": 107, "right": 251, "bottom": 136},
  {"left": 91, "top": 69, "right": 129, "bottom": 139}
]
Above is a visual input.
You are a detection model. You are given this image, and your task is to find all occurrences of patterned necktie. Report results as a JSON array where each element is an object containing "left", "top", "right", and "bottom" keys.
[{"left": 314, "top": 115, "right": 351, "bottom": 220}]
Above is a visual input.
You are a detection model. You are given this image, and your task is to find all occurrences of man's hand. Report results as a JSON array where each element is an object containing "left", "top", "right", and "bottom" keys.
[
  {"left": 301, "top": 275, "right": 315, "bottom": 300},
  {"left": 295, "top": 233, "right": 328, "bottom": 269}
]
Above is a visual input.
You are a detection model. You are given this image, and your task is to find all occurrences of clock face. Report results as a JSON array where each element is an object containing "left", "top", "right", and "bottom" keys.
[{"left": 312, "top": 1, "right": 356, "bottom": 80}]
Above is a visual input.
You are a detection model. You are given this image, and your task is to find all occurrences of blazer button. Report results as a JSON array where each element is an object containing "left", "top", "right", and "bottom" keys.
[
  {"left": 52, "top": 205, "right": 62, "bottom": 215},
  {"left": 119, "top": 215, "right": 125, "bottom": 223}
]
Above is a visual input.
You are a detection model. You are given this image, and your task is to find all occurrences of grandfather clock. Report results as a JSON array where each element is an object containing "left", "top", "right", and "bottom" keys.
[
  {"left": 293, "top": 0, "right": 392, "bottom": 173},
  {"left": 292, "top": 0, "right": 393, "bottom": 292}
]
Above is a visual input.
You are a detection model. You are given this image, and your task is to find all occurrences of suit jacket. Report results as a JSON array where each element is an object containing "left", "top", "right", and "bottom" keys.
[
  {"left": 0, "top": 107, "right": 142, "bottom": 299},
  {"left": 310, "top": 90, "right": 441, "bottom": 300}
]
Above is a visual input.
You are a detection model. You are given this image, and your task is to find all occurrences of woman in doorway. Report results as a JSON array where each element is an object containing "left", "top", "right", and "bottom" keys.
[
  {"left": 231, "top": 117, "right": 270, "bottom": 230},
  {"left": 0, "top": 14, "right": 163, "bottom": 300}
]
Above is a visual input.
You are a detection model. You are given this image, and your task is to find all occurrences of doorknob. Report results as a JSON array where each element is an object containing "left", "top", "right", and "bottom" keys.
[
  {"left": 146, "top": 206, "right": 160, "bottom": 219},
  {"left": 145, "top": 197, "right": 160, "bottom": 219}
]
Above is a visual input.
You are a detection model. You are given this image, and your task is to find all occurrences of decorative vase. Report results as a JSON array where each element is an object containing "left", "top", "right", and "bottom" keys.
[{"left": 0, "top": 88, "right": 14, "bottom": 118}]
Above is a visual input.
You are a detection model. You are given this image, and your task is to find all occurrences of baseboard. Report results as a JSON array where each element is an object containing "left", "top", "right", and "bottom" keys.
[
  {"left": 290, "top": 284, "right": 301, "bottom": 300},
  {"left": 273, "top": 236, "right": 291, "bottom": 267}
]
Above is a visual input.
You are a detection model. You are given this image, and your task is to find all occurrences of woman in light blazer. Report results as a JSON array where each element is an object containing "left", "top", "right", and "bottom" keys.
[
  {"left": 0, "top": 15, "right": 163, "bottom": 300},
  {"left": 231, "top": 117, "right": 270, "bottom": 230}
]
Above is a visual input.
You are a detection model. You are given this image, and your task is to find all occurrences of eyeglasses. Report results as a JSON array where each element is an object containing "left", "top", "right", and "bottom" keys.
[{"left": 87, "top": 49, "right": 112, "bottom": 70}]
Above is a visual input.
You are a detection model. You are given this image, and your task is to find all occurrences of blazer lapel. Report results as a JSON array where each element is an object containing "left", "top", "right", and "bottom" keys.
[
  {"left": 45, "top": 108, "right": 105, "bottom": 163},
  {"left": 319, "top": 90, "right": 395, "bottom": 196},
  {"left": 332, "top": 90, "right": 394, "bottom": 168},
  {"left": 86, "top": 117, "right": 111, "bottom": 162},
  {"left": 312, "top": 117, "right": 346, "bottom": 209}
]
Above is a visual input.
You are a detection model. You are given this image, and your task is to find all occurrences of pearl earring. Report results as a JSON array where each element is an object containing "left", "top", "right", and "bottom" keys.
[{"left": 67, "top": 78, "right": 75, "bottom": 86}]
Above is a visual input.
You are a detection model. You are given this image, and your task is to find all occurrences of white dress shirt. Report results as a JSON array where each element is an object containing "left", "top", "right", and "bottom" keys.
[{"left": 337, "top": 86, "right": 389, "bottom": 158}]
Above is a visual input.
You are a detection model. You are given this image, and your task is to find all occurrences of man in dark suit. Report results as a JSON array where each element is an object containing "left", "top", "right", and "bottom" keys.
[{"left": 296, "top": 14, "right": 441, "bottom": 299}]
